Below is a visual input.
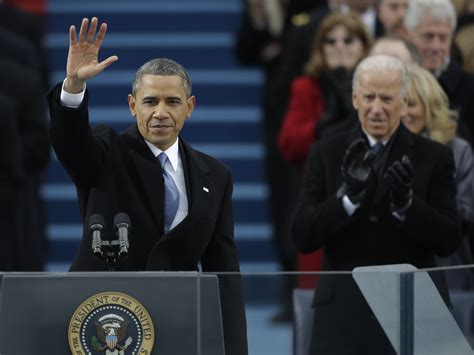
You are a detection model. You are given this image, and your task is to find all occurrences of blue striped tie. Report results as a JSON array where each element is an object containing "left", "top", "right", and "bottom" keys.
[{"left": 158, "top": 153, "right": 179, "bottom": 233}]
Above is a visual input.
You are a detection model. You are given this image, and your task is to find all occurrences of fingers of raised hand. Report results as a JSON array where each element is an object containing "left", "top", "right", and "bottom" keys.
[
  {"left": 95, "top": 23, "right": 108, "bottom": 48},
  {"left": 78, "top": 18, "right": 89, "bottom": 43},
  {"left": 97, "top": 55, "right": 119, "bottom": 71},
  {"left": 69, "top": 25, "right": 77, "bottom": 46},
  {"left": 86, "top": 17, "right": 99, "bottom": 43},
  {"left": 75, "top": 17, "right": 106, "bottom": 47}
]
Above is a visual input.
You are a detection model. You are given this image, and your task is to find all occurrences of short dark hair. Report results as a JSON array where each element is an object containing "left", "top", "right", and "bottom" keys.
[{"left": 132, "top": 58, "right": 192, "bottom": 97}]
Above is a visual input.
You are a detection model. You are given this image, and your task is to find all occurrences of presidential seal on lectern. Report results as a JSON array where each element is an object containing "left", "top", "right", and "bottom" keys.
[{"left": 68, "top": 291, "right": 154, "bottom": 354}]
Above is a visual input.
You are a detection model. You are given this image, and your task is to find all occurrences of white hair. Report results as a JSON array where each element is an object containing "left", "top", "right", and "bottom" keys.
[
  {"left": 404, "top": 0, "right": 457, "bottom": 31},
  {"left": 353, "top": 54, "right": 411, "bottom": 94}
]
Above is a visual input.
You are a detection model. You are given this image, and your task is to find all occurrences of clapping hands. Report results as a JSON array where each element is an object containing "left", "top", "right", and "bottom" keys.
[
  {"left": 384, "top": 155, "right": 414, "bottom": 214},
  {"left": 340, "top": 139, "right": 376, "bottom": 204}
]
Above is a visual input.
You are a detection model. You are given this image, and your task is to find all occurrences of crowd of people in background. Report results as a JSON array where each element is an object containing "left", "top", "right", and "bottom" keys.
[{"left": 235, "top": 0, "right": 474, "bottom": 324}]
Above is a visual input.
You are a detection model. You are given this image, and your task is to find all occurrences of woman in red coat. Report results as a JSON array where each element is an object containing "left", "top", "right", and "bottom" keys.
[{"left": 278, "top": 12, "right": 372, "bottom": 288}]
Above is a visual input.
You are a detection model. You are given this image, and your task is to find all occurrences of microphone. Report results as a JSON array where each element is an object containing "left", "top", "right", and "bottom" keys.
[
  {"left": 114, "top": 212, "right": 131, "bottom": 256},
  {"left": 89, "top": 214, "right": 105, "bottom": 257}
]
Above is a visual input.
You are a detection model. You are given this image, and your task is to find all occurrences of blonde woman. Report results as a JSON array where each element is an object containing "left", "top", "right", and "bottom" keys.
[{"left": 402, "top": 66, "right": 474, "bottom": 288}]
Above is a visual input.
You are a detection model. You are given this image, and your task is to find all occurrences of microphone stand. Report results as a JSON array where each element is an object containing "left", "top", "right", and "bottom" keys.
[{"left": 90, "top": 214, "right": 129, "bottom": 271}]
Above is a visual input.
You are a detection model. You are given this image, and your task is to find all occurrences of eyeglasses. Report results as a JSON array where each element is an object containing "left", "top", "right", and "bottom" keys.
[{"left": 323, "top": 37, "right": 355, "bottom": 46}]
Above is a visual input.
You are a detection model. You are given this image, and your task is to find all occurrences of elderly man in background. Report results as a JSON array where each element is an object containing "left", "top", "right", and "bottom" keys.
[
  {"left": 405, "top": 0, "right": 474, "bottom": 145},
  {"left": 292, "top": 54, "right": 461, "bottom": 354}
]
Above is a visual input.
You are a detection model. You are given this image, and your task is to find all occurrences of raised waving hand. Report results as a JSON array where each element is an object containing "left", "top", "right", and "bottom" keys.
[{"left": 65, "top": 17, "right": 118, "bottom": 93}]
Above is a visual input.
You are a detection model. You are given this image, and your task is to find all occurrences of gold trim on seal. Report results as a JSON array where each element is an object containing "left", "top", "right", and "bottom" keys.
[{"left": 68, "top": 291, "right": 154, "bottom": 354}]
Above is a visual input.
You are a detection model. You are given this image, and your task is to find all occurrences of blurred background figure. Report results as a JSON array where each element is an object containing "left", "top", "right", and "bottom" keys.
[
  {"left": 401, "top": 66, "right": 474, "bottom": 290},
  {"left": 235, "top": 0, "right": 298, "bottom": 323},
  {"left": 0, "top": 94, "right": 23, "bottom": 270},
  {"left": 0, "top": 0, "right": 50, "bottom": 270},
  {"left": 278, "top": 12, "right": 372, "bottom": 288},
  {"left": 455, "top": 0, "right": 474, "bottom": 75},
  {"left": 0, "top": 0, "right": 49, "bottom": 88},
  {"left": 455, "top": 20, "right": 474, "bottom": 74},
  {"left": 405, "top": 0, "right": 474, "bottom": 146},
  {"left": 370, "top": 35, "right": 420, "bottom": 65},
  {"left": 376, "top": 0, "right": 409, "bottom": 37}
]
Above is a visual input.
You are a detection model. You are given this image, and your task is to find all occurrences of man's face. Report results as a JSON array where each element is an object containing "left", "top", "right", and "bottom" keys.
[
  {"left": 411, "top": 15, "right": 453, "bottom": 72},
  {"left": 128, "top": 74, "right": 195, "bottom": 151},
  {"left": 378, "top": 0, "right": 409, "bottom": 35},
  {"left": 353, "top": 70, "right": 407, "bottom": 141}
]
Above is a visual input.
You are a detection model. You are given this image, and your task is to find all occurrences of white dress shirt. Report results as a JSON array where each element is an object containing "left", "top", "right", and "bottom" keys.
[{"left": 60, "top": 79, "right": 188, "bottom": 231}]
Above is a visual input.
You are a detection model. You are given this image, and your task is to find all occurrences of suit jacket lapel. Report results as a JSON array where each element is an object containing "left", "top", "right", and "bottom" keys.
[
  {"left": 123, "top": 127, "right": 213, "bottom": 243},
  {"left": 178, "top": 138, "right": 211, "bottom": 221},
  {"left": 124, "top": 125, "right": 165, "bottom": 233}
]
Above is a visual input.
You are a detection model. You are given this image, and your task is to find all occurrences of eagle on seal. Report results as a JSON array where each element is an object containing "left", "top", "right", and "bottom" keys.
[{"left": 94, "top": 314, "right": 133, "bottom": 354}]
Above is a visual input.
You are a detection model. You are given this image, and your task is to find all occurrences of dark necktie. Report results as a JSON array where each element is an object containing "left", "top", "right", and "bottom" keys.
[
  {"left": 158, "top": 153, "right": 179, "bottom": 233},
  {"left": 371, "top": 142, "right": 385, "bottom": 180},
  {"left": 371, "top": 142, "right": 383, "bottom": 155}
]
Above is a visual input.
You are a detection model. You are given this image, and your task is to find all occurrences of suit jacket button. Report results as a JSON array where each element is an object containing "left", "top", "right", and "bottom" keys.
[{"left": 369, "top": 215, "right": 378, "bottom": 223}]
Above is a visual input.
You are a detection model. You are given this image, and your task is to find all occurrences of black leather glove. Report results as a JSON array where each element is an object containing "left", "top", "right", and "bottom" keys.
[
  {"left": 384, "top": 155, "right": 414, "bottom": 213},
  {"left": 338, "top": 139, "right": 376, "bottom": 204}
]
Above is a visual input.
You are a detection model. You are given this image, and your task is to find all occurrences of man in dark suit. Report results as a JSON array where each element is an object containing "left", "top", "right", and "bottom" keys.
[
  {"left": 405, "top": 0, "right": 474, "bottom": 146},
  {"left": 293, "top": 54, "right": 461, "bottom": 354},
  {"left": 47, "top": 17, "right": 247, "bottom": 355}
]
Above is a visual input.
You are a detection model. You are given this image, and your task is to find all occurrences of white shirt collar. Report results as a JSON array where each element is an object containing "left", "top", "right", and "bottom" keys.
[
  {"left": 145, "top": 137, "right": 180, "bottom": 172},
  {"left": 362, "top": 128, "right": 390, "bottom": 147},
  {"left": 433, "top": 57, "right": 451, "bottom": 78}
]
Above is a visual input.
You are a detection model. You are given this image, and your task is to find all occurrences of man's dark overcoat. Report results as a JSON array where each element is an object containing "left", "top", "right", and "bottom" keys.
[
  {"left": 47, "top": 84, "right": 248, "bottom": 355},
  {"left": 293, "top": 124, "right": 461, "bottom": 354}
]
